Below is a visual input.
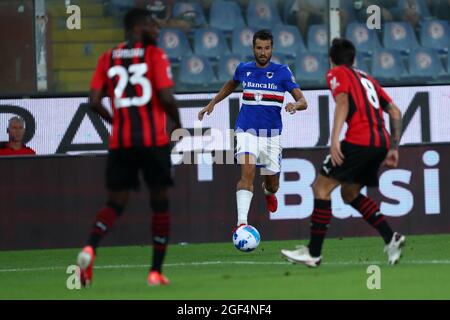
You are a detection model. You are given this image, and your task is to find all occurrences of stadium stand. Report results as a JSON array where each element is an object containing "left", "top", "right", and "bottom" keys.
[
  {"left": 178, "top": 54, "right": 217, "bottom": 89},
  {"left": 232, "top": 27, "right": 256, "bottom": 58},
  {"left": 217, "top": 53, "right": 242, "bottom": 82},
  {"left": 282, "top": 0, "right": 297, "bottom": 25},
  {"left": 158, "top": 28, "right": 192, "bottom": 62},
  {"left": 173, "top": 1, "right": 208, "bottom": 27},
  {"left": 270, "top": 55, "right": 286, "bottom": 65},
  {"left": 371, "top": 49, "right": 408, "bottom": 84},
  {"left": 354, "top": 51, "right": 370, "bottom": 73},
  {"left": 273, "top": 24, "right": 306, "bottom": 58},
  {"left": 209, "top": 0, "right": 246, "bottom": 34},
  {"left": 246, "top": 0, "right": 282, "bottom": 30},
  {"left": 383, "top": 22, "right": 420, "bottom": 54},
  {"left": 408, "top": 46, "right": 446, "bottom": 80},
  {"left": 447, "top": 52, "right": 450, "bottom": 80},
  {"left": 42, "top": 0, "right": 450, "bottom": 93},
  {"left": 395, "top": 0, "right": 431, "bottom": 24},
  {"left": 448, "top": 51, "right": 450, "bottom": 72},
  {"left": 345, "top": 22, "right": 381, "bottom": 55},
  {"left": 420, "top": 20, "right": 450, "bottom": 53},
  {"left": 194, "top": 27, "right": 230, "bottom": 60},
  {"left": 48, "top": 0, "right": 122, "bottom": 92},
  {"left": 294, "top": 52, "right": 328, "bottom": 87},
  {"left": 307, "top": 24, "right": 328, "bottom": 54}
]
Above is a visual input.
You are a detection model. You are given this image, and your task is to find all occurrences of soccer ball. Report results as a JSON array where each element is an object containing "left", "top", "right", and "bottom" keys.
[{"left": 232, "top": 225, "right": 260, "bottom": 252}]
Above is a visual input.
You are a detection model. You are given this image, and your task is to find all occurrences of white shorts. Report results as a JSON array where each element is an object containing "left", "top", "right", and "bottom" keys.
[{"left": 235, "top": 132, "right": 282, "bottom": 175}]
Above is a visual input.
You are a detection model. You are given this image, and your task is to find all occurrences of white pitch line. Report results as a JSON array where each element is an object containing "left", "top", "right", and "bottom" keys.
[{"left": 1, "top": 259, "right": 450, "bottom": 273}]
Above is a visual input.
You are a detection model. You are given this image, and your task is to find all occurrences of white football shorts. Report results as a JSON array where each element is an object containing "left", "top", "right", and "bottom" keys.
[{"left": 235, "top": 132, "right": 282, "bottom": 175}]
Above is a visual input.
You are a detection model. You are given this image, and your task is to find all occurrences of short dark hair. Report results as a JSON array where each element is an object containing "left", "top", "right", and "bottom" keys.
[
  {"left": 123, "top": 8, "right": 151, "bottom": 31},
  {"left": 329, "top": 38, "right": 356, "bottom": 66},
  {"left": 253, "top": 29, "right": 273, "bottom": 47}
]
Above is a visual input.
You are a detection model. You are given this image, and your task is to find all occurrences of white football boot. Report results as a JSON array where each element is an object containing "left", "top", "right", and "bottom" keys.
[
  {"left": 281, "top": 245, "right": 322, "bottom": 268},
  {"left": 384, "top": 232, "right": 406, "bottom": 266}
]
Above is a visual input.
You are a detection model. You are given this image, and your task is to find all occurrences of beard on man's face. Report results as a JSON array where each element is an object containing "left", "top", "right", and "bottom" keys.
[{"left": 255, "top": 53, "right": 271, "bottom": 66}]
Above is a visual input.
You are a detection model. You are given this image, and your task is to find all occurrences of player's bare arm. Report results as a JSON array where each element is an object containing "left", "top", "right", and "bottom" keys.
[
  {"left": 159, "top": 87, "right": 182, "bottom": 130},
  {"left": 285, "top": 88, "right": 308, "bottom": 114},
  {"left": 198, "top": 80, "right": 239, "bottom": 120},
  {"left": 383, "top": 102, "right": 403, "bottom": 168},
  {"left": 330, "top": 92, "right": 349, "bottom": 167},
  {"left": 88, "top": 89, "right": 113, "bottom": 124}
]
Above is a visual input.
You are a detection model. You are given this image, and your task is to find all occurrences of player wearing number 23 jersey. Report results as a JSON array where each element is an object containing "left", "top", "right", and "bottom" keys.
[
  {"left": 76, "top": 9, "right": 181, "bottom": 288},
  {"left": 90, "top": 38, "right": 173, "bottom": 149}
]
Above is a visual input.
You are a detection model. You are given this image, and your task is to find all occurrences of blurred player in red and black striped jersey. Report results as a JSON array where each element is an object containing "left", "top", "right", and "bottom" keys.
[
  {"left": 282, "top": 38, "right": 406, "bottom": 267},
  {"left": 76, "top": 8, "right": 181, "bottom": 287}
]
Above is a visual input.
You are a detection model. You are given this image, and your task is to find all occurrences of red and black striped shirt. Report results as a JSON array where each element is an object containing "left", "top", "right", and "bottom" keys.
[
  {"left": 326, "top": 65, "right": 392, "bottom": 149},
  {"left": 90, "top": 41, "right": 173, "bottom": 149}
]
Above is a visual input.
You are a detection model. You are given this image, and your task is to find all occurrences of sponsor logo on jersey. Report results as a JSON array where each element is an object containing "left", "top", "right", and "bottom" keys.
[{"left": 244, "top": 81, "right": 278, "bottom": 90}]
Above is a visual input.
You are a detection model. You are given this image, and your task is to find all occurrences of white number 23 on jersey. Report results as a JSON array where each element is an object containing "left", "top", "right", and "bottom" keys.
[{"left": 107, "top": 63, "right": 152, "bottom": 108}]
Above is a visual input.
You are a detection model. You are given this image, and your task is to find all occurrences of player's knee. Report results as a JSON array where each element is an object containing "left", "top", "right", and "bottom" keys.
[
  {"left": 108, "top": 191, "right": 129, "bottom": 208},
  {"left": 238, "top": 178, "right": 253, "bottom": 190},
  {"left": 151, "top": 198, "right": 169, "bottom": 213},
  {"left": 265, "top": 182, "right": 279, "bottom": 193},
  {"left": 240, "top": 169, "right": 255, "bottom": 183},
  {"left": 106, "top": 201, "right": 125, "bottom": 216},
  {"left": 312, "top": 183, "right": 331, "bottom": 200},
  {"left": 341, "top": 188, "right": 358, "bottom": 204}
]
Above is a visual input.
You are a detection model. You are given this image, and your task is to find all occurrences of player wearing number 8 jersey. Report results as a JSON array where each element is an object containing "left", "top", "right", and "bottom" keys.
[
  {"left": 281, "top": 38, "right": 406, "bottom": 267},
  {"left": 76, "top": 8, "right": 181, "bottom": 287}
]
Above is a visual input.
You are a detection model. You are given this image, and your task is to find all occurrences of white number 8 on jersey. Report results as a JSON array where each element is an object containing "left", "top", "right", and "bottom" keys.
[{"left": 360, "top": 77, "right": 380, "bottom": 109}]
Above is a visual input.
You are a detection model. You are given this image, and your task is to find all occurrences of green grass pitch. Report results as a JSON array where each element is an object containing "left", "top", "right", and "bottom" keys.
[{"left": 1, "top": 234, "right": 449, "bottom": 299}]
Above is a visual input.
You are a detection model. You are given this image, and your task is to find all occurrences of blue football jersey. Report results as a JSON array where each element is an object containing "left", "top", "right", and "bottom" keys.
[{"left": 233, "top": 61, "right": 299, "bottom": 136}]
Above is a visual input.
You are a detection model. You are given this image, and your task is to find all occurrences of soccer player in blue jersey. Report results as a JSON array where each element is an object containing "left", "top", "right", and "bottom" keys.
[{"left": 198, "top": 29, "right": 308, "bottom": 227}]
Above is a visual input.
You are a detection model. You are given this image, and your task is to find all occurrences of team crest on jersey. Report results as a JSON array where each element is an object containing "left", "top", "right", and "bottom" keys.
[
  {"left": 254, "top": 92, "right": 263, "bottom": 103},
  {"left": 266, "top": 72, "right": 274, "bottom": 79},
  {"left": 246, "top": 72, "right": 251, "bottom": 77}
]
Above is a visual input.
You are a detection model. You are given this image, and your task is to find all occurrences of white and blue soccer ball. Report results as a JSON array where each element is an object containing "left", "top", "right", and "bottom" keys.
[{"left": 232, "top": 225, "right": 260, "bottom": 252}]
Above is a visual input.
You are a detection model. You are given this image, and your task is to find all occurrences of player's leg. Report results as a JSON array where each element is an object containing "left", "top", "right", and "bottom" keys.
[
  {"left": 86, "top": 191, "right": 129, "bottom": 251},
  {"left": 142, "top": 145, "right": 173, "bottom": 285},
  {"left": 236, "top": 154, "right": 257, "bottom": 226},
  {"left": 77, "top": 191, "right": 129, "bottom": 287},
  {"left": 342, "top": 183, "right": 405, "bottom": 265},
  {"left": 362, "top": 147, "right": 405, "bottom": 265},
  {"left": 235, "top": 132, "right": 258, "bottom": 227},
  {"left": 341, "top": 182, "right": 394, "bottom": 243},
  {"left": 86, "top": 149, "right": 137, "bottom": 251},
  {"left": 77, "top": 149, "right": 137, "bottom": 287},
  {"left": 281, "top": 174, "right": 339, "bottom": 267},
  {"left": 308, "top": 174, "right": 340, "bottom": 257},
  {"left": 261, "top": 134, "right": 281, "bottom": 213},
  {"left": 263, "top": 174, "right": 279, "bottom": 213},
  {"left": 148, "top": 186, "right": 171, "bottom": 285}
]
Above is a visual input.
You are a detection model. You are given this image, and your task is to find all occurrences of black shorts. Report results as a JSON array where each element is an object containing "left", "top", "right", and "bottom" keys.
[
  {"left": 320, "top": 141, "right": 388, "bottom": 187},
  {"left": 106, "top": 145, "right": 173, "bottom": 192}
]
